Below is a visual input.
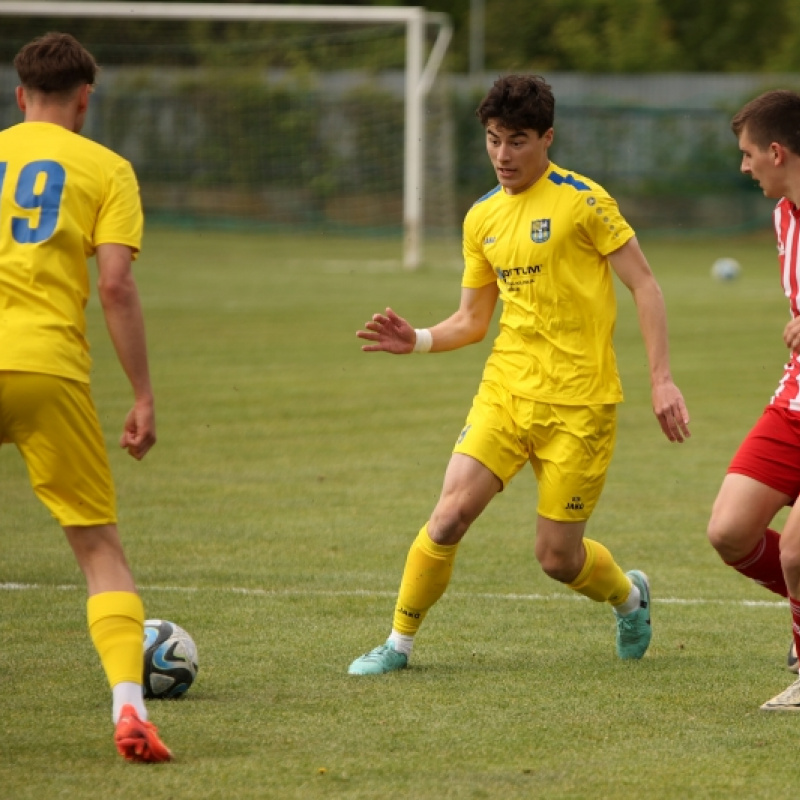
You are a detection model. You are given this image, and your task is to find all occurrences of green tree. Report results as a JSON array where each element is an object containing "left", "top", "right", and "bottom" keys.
[
  {"left": 556, "top": 0, "right": 677, "bottom": 71},
  {"left": 0, "top": 0, "right": 796, "bottom": 74},
  {"left": 763, "top": 0, "right": 800, "bottom": 71},
  {"left": 661, "top": 0, "right": 790, "bottom": 71}
]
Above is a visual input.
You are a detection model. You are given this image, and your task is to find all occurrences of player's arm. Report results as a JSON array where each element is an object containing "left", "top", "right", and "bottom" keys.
[
  {"left": 357, "top": 282, "right": 499, "bottom": 354},
  {"left": 96, "top": 242, "right": 156, "bottom": 460},
  {"left": 608, "top": 236, "right": 691, "bottom": 443}
]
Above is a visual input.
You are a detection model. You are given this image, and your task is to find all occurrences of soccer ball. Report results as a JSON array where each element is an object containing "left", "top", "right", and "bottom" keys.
[
  {"left": 710, "top": 257, "right": 741, "bottom": 281},
  {"left": 143, "top": 619, "right": 199, "bottom": 699}
]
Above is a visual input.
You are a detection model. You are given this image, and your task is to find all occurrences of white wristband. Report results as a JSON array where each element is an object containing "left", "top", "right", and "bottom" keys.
[{"left": 413, "top": 328, "right": 433, "bottom": 353}]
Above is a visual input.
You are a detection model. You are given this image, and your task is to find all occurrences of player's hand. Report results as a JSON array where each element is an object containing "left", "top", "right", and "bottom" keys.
[
  {"left": 784, "top": 317, "right": 800, "bottom": 353},
  {"left": 120, "top": 397, "right": 156, "bottom": 460},
  {"left": 652, "top": 381, "right": 691, "bottom": 443},
  {"left": 356, "top": 307, "right": 416, "bottom": 354}
]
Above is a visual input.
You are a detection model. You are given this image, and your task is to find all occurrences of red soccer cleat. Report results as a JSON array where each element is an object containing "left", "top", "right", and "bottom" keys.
[{"left": 114, "top": 704, "right": 172, "bottom": 763}]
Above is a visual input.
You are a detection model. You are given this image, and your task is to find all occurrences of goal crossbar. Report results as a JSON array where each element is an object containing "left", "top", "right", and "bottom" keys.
[{"left": 0, "top": 1, "right": 453, "bottom": 268}]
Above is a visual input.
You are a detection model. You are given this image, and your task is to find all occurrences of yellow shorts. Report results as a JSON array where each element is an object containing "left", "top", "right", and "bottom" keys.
[
  {"left": 0, "top": 372, "right": 116, "bottom": 526},
  {"left": 453, "top": 381, "right": 617, "bottom": 522}
]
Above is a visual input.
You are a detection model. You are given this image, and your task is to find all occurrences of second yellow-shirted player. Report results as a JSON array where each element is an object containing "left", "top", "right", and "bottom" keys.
[
  {"left": 463, "top": 164, "right": 629, "bottom": 404},
  {"left": 349, "top": 74, "right": 691, "bottom": 676}
]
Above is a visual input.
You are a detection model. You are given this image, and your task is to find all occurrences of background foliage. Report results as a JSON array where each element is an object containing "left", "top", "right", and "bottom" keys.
[{"left": 2, "top": 0, "right": 800, "bottom": 73}]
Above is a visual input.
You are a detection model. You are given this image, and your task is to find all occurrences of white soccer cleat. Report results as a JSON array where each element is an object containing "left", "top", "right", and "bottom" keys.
[{"left": 760, "top": 676, "right": 800, "bottom": 711}]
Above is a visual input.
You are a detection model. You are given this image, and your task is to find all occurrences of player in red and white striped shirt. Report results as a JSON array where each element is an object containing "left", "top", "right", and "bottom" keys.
[{"left": 708, "top": 89, "right": 800, "bottom": 710}]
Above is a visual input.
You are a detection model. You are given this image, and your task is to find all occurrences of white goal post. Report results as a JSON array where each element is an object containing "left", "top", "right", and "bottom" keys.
[{"left": 0, "top": 1, "right": 453, "bottom": 269}]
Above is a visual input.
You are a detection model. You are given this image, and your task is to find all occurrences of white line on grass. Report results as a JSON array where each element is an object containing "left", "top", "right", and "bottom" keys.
[{"left": 0, "top": 582, "right": 788, "bottom": 608}]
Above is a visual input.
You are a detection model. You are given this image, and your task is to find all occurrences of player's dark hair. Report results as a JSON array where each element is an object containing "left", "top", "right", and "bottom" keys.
[
  {"left": 14, "top": 32, "right": 97, "bottom": 94},
  {"left": 731, "top": 90, "right": 800, "bottom": 156},
  {"left": 476, "top": 74, "right": 554, "bottom": 135}
]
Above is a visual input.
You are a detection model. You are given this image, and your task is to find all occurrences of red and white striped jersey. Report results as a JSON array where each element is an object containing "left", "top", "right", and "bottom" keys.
[{"left": 771, "top": 198, "right": 800, "bottom": 410}]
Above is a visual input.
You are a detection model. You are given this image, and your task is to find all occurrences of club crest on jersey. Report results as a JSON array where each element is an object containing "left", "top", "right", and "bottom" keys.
[{"left": 530, "top": 219, "right": 551, "bottom": 243}]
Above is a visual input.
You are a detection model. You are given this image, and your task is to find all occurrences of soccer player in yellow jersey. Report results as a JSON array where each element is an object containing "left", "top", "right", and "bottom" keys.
[
  {"left": 0, "top": 33, "right": 170, "bottom": 761},
  {"left": 349, "top": 74, "right": 691, "bottom": 676}
]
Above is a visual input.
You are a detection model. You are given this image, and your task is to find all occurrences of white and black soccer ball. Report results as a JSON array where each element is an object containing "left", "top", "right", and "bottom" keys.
[
  {"left": 143, "top": 619, "right": 199, "bottom": 699},
  {"left": 710, "top": 257, "right": 742, "bottom": 281}
]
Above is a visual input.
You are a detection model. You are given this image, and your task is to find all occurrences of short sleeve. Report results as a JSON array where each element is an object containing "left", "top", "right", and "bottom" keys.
[
  {"left": 461, "top": 205, "right": 498, "bottom": 289},
  {"left": 94, "top": 159, "right": 144, "bottom": 259},
  {"left": 575, "top": 188, "right": 634, "bottom": 257}
]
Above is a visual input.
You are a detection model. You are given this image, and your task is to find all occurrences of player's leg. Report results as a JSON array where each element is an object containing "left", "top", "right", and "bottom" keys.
[
  {"left": 759, "top": 502, "right": 800, "bottom": 710},
  {"left": 394, "top": 454, "right": 501, "bottom": 629},
  {"left": 536, "top": 518, "right": 642, "bottom": 619},
  {"left": 64, "top": 524, "right": 144, "bottom": 713},
  {"left": 535, "top": 517, "right": 650, "bottom": 658},
  {"left": 8, "top": 373, "right": 170, "bottom": 761},
  {"left": 64, "top": 524, "right": 171, "bottom": 762},
  {"left": 710, "top": 407, "right": 800, "bottom": 686},
  {"left": 708, "top": 407, "right": 800, "bottom": 597},
  {"left": 348, "top": 381, "right": 519, "bottom": 675},
  {"left": 707, "top": 475, "right": 789, "bottom": 595},
  {"left": 348, "top": 453, "right": 502, "bottom": 675},
  {"left": 63, "top": 523, "right": 136, "bottom": 594},
  {"left": 532, "top": 402, "right": 650, "bottom": 658}
]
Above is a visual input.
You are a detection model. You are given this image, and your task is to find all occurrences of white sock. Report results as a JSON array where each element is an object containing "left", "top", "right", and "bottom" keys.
[
  {"left": 613, "top": 583, "right": 641, "bottom": 617},
  {"left": 388, "top": 630, "right": 414, "bottom": 658},
  {"left": 112, "top": 682, "right": 147, "bottom": 724}
]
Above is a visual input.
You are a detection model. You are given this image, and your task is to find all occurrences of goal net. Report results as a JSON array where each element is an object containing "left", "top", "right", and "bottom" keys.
[{"left": 0, "top": 2, "right": 456, "bottom": 268}]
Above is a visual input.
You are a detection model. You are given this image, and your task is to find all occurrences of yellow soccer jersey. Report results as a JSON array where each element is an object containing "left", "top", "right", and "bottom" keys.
[
  {"left": 462, "top": 162, "right": 635, "bottom": 404},
  {"left": 0, "top": 121, "right": 143, "bottom": 383}
]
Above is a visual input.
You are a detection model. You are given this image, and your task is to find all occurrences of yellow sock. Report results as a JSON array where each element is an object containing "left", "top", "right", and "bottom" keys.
[
  {"left": 567, "top": 539, "right": 632, "bottom": 606},
  {"left": 87, "top": 591, "right": 145, "bottom": 688},
  {"left": 392, "top": 524, "right": 459, "bottom": 636}
]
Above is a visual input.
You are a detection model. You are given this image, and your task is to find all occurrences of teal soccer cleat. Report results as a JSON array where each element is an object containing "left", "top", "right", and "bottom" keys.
[
  {"left": 614, "top": 570, "right": 652, "bottom": 660},
  {"left": 348, "top": 640, "right": 408, "bottom": 675}
]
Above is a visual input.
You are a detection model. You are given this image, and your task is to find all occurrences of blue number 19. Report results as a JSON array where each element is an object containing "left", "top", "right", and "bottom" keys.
[{"left": 0, "top": 160, "right": 66, "bottom": 244}]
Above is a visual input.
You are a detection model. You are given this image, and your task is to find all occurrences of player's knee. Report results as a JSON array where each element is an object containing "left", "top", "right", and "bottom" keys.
[
  {"left": 428, "top": 505, "right": 472, "bottom": 545},
  {"left": 706, "top": 514, "right": 728, "bottom": 553},
  {"left": 780, "top": 540, "right": 800, "bottom": 580},
  {"left": 536, "top": 545, "right": 579, "bottom": 583},
  {"left": 706, "top": 512, "right": 753, "bottom": 563},
  {"left": 539, "top": 561, "right": 574, "bottom": 583}
]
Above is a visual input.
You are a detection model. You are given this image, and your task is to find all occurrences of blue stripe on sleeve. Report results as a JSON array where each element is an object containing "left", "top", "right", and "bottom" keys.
[
  {"left": 473, "top": 185, "right": 503, "bottom": 205},
  {"left": 548, "top": 171, "right": 590, "bottom": 191}
]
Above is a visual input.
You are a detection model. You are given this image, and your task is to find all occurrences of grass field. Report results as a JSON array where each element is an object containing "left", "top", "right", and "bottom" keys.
[{"left": 1, "top": 226, "right": 798, "bottom": 799}]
